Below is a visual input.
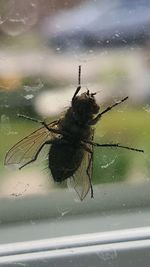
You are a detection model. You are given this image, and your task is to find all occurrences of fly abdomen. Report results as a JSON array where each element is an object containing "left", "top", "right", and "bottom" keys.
[{"left": 49, "top": 142, "right": 84, "bottom": 182}]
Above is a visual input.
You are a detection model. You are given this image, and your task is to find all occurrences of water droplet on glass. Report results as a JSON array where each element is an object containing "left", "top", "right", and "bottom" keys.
[
  {"left": 0, "top": 0, "right": 38, "bottom": 36},
  {"left": 61, "top": 210, "right": 70, "bottom": 217},
  {"left": 97, "top": 249, "right": 117, "bottom": 261},
  {"left": 24, "top": 94, "right": 34, "bottom": 100},
  {"left": 56, "top": 47, "right": 61, "bottom": 51},
  {"left": 101, "top": 157, "right": 117, "bottom": 169},
  {"left": 143, "top": 104, "right": 150, "bottom": 113},
  {"left": 0, "top": 114, "right": 11, "bottom": 134},
  {"left": 115, "top": 33, "right": 120, "bottom": 37},
  {"left": 23, "top": 79, "right": 43, "bottom": 92}
]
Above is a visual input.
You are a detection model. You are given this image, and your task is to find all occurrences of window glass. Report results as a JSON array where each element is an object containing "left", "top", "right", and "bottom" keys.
[{"left": 0, "top": 0, "right": 149, "bottom": 227}]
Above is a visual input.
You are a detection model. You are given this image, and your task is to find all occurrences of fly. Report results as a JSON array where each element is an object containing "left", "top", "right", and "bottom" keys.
[{"left": 4, "top": 66, "right": 144, "bottom": 200}]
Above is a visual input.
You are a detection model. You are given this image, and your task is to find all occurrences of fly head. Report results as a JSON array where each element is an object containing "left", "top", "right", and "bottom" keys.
[{"left": 72, "top": 90, "right": 100, "bottom": 124}]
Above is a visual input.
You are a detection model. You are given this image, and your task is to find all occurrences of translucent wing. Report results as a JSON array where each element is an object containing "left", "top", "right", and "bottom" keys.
[
  {"left": 67, "top": 131, "right": 94, "bottom": 201},
  {"left": 4, "top": 120, "right": 59, "bottom": 167}
]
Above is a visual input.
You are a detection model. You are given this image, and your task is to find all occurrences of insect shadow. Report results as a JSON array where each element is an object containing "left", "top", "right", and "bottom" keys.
[{"left": 4, "top": 66, "right": 144, "bottom": 201}]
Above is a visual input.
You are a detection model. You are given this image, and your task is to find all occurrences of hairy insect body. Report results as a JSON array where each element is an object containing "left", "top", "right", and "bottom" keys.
[
  {"left": 49, "top": 96, "right": 96, "bottom": 182},
  {"left": 59, "top": 107, "right": 92, "bottom": 140},
  {"left": 49, "top": 143, "right": 84, "bottom": 182}
]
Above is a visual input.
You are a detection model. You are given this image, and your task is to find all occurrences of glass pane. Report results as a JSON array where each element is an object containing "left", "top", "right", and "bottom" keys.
[{"left": 0, "top": 0, "right": 149, "bottom": 227}]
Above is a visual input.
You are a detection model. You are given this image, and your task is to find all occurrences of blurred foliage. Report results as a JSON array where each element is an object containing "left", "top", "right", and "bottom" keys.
[
  {"left": 93, "top": 109, "right": 150, "bottom": 184},
  {"left": 0, "top": 33, "right": 42, "bottom": 49},
  {"left": 93, "top": 149, "right": 130, "bottom": 184},
  {"left": 97, "top": 65, "right": 129, "bottom": 87}
]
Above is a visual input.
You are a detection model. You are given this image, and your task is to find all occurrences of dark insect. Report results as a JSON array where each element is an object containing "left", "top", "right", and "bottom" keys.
[{"left": 4, "top": 66, "right": 144, "bottom": 200}]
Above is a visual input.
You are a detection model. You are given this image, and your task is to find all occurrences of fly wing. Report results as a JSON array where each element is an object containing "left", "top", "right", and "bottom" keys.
[
  {"left": 67, "top": 130, "right": 94, "bottom": 201},
  {"left": 4, "top": 120, "right": 59, "bottom": 167}
]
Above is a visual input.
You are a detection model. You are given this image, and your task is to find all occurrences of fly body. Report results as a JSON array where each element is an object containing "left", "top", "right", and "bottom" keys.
[
  {"left": 49, "top": 142, "right": 84, "bottom": 182},
  {"left": 4, "top": 66, "right": 144, "bottom": 200}
]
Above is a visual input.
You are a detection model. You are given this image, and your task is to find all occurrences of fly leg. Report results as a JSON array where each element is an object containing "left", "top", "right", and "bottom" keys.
[
  {"left": 17, "top": 114, "right": 64, "bottom": 135},
  {"left": 72, "top": 65, "right": 82, "bottom": 103},
  {"left": 19, "top": 140, "right": 54, "bottom": 170},
  {"left": 72, "top": 86, "right": 81, "bottom": 103},
  {"left": 17, "top": 114, "right": 57, "bottom": 132},
  {"left": 88, "top": 96, "right": 128, "bottom": 125},
  {"left": 82, "top": 140, "right": 144, "bottom": 153},
  {"left": 81, "top": 143, "right": 94, "bottom": 199},
  {"left": 87, "top": 152, "right": 94, "bottom": 199},
  {"left": 19, "top": 138, "right": 71, "bottom": 170},
  {"left": 18, "top": 114, "right": 73, "bottom": 138},
  {"left": 17, "top": 114, "right": 58, "bottom": 126},
  {"left": 81, "top": 140, "right": 144, "bottom": 199}
]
